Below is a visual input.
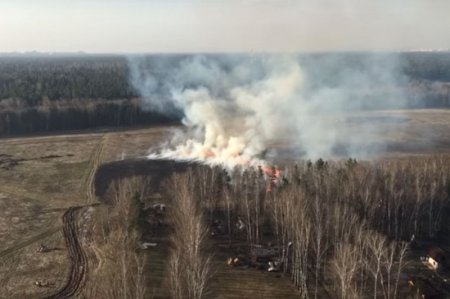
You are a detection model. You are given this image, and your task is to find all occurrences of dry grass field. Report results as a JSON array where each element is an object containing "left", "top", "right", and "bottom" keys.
[
  {"left": 272, "top": 109, "right": 450, "bottom": 162},
  {"left": 0, "top": 127, "right": 169, "bottom": 298},
  {"left": 359, "top": 109, "right": 450, "bottom": 156},
  {"left": 0, "top": 109, "right": 449, "bottom": 298}
]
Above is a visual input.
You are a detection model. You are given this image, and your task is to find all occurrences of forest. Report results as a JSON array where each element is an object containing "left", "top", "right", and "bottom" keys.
[
  {"left": 1, "top": 52, "right": 450, "bottom": 136},
  {"left": 0, "top": 55, "right": 172, "bottom": 136},
  {"left": 91, "top": 155, "right": 450, "bottom": 298}
]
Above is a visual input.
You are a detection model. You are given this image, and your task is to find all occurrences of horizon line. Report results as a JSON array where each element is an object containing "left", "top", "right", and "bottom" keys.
[{"left": 1, "top": 49, "right": 450, "bottom": 56}]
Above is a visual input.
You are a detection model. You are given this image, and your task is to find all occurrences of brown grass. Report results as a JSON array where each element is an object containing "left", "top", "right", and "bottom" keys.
[{"left": 0, "top": 126, "right": 170, "bottom": 298}]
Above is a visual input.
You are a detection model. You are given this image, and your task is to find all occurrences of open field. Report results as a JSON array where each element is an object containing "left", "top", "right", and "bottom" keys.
[
  {"left": 0, "top": 126, "right": 168, "bottom": 298},
  {"left": 356, "top": 109, "right": 450, "bottom": 156},
  {"left": 0, "top": 109, "right": 449, "bottom": 298},
  {"left": 271, "top": 109, "right": 450, "bottom": 162}
]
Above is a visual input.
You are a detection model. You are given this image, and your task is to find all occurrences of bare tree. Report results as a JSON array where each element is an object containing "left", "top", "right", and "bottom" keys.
[
  {"left": 84, "top": 177, "right": 148, "bottom": 299},
  {"left": 332, "top": 243, "right": 360, "bottom": 299},
  {"left": 167, "top": 172, "right": 212, "bottom": 299}
]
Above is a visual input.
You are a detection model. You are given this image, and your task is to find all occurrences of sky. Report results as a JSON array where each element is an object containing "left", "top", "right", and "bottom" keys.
[{"left": 0, "top": 0, "right": 449, "bottom": 53}]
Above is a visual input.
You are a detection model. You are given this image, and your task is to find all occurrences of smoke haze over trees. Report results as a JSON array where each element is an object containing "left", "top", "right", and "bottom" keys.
[
  {"left": 130, "top": 53, "right": 450, "bottom": 162},
  {"left": 1, "top": 52, "right": 450, "bottom": 137}
]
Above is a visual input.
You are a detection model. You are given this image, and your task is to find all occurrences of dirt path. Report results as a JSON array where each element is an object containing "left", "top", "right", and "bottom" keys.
[
  {"left": 83, "top": 134, "right": 107, "bottom": 204},
  {"left": 44, "top": 207, "right": 87, "bottom": 299}
]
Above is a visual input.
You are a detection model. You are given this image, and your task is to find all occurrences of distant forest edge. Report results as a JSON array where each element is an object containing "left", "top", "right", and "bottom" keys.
[
  {"left": 1, "top": 52, "right": 450, "bottom": 136},
  {"left": 0, "top": 55, "right": 177, "bottom": 136},
  {"left": 0, "top": 99, "right": 174, "bottom": 136}
]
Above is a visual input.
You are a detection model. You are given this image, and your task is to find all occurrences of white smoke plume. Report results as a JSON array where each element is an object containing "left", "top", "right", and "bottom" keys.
[{"left": 128, "top": 54, "right": 409, "bottom": 168}]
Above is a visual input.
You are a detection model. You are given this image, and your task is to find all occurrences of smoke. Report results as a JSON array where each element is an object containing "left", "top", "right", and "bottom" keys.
[{"left": 128, "top": 53, "right": 409, "bottom": 168}]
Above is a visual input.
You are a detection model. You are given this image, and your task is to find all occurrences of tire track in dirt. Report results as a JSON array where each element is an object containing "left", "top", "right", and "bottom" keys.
[
  {"left": 0, "top": 133, "right": 108, "bottom": 298},
  {"left": 45, "top": 135, "right": 107, "bottom": 298},
  {"left": 44, "top": 207, "right": 87, "bottom": 299}
]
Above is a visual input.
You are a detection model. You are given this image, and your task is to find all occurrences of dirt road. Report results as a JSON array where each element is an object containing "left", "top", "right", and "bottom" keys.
[
  {"left": 84, "top": 134, "right": 107, "bottom": 204},
  {"left": 44, "top": 207, "right": 87, "bottom": 299}
]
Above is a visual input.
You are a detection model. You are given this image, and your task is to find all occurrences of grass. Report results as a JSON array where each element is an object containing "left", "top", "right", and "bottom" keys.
[
  {"left": 209, "top": 251, "right": 301, "bottom": 299},
  {"left": 0, "top": 231, "right": 68, "bottom": 299},
  {"left": 0, "top": 193, "right": 62, "bottom": 252}
]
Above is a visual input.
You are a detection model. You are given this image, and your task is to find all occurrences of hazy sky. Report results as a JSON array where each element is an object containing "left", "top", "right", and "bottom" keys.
[{"left": 1, "top": 0, "right": 449, "bottom": 53}]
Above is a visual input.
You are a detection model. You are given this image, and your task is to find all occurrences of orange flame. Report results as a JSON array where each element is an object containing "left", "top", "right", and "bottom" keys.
[
  {"left": 261, "top": 165, "right": 281, "bottom": 192},
  {"left": 261, "top": 165, "right": 281, "bottom": 177},
  {"left": 202, "top": 149, "right": 215, "bottom": 158}
]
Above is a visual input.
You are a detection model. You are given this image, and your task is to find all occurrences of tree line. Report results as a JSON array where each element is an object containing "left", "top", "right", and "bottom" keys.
[
  {"left": 0, "top": 99, "right": 174, "bottom": 136},
  {"left": 0, "top": 55, "right": 177, "bottom": 136}
]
